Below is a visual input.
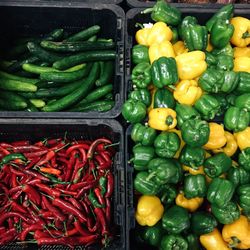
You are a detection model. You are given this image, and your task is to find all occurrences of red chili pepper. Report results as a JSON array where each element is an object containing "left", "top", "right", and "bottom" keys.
[
  {"left": 0, "top": 146, "right": 10, "bottom": 156},
  {"left": 0, "top": 142, "right": 13, "bottom": 148},
  {"left": 20, "top": 224, "right": 43, "bottom": 241},
  {"left": 7, "top": 218, "right": 14, "bottom": 228},
  {"left": 69, "top": 180, "right": 96, "bottom": 191},
  {"left": 24, "top": 149, "right": 48, "bottom": 159},
  {"left": 36, "top": 183, "right": 61, "bottom": 198},
  {"left": 46, "top": 138, "right": 62, "bottom": 146},
  {"left": 66, "top": 144, "right": 89, "bottom": 155},
  {"left": 27, "top": 178, "right": 41, "bottom": 186},
  {"left": 11, "top": 200, "right": 27, "bottom": 214},
  {"left": 39, "top": 167, "right": 61, "bottom": 176},
  {"left": 87, "top": 217, "right": 99, "bottom": 233},
  {"left": 73, "top": 220, "right": 91, "bottom": 236},
  {"left": 67, "top": 214, "right": 75, "bottom": 227},
  {"left": 12, "top": 145, "right": 42, "bottom": 153},
  {"left": 34, "top": 230, "right": 49, "bottom": 240},
  {"left": 105, "top": 172, "right": 114, "bottom": 198},
  {"left": 95, "top": 155, "right": 111, "bottom": 170},
  {"left": 39, "top": 210, "right": 54, "bottom": 218},
  {"left": 25, "top": 157, "right": 40, "bottom": 170},
  {"left": 87, "top": 138, "right": 112, "bottom": 160},
  {"left": 100, "top": 150, "right": 112, "bottom": 162},
  {"left": 9, "top": 166, "right": 25, "bottom": 176},
  {"left": 37, "top": 150, "right": 55, "bottom": 166},
  {"left": 11, "top": 189, "right": 22, "bottom": 200},
  {"left": 94, "top": 207, "right": 108, "bottom": 236},
  {"left": 23, "top": 169, "right": 50, "bottom": 182},
  {"left": 68, "top": 197, "right": 83, "bottom": 211},
  {"left": 0, "top": 212, "right": 28, "bottom": 225},
  {"left": 76, "top": 182, "right": 98, "bottom": 200},
  {"left": 71, "top": 157, "right": 85, "bottom": 183},
  {"left": 51, "top": 156, "right": 57, "bottom": 168},
  {"left": 36, "top": 237, "right": 72, "bottom": 247},
  {"left": 65, "top": 150, "right": 77, "bottom": 182},
  {"left": 68, "top": 235, "right": 99, "bottom": 246},
  {"left": 0, "top": 228, "right": 17, "bottom": 245},
  {"left": 10, "top": 173, "right": 18, "bottom": 188},
  {"left": 11, "top": 140, "right": 30, "bottom": 146},
  {"left": 22, "top": 184, "right": 41, "bottom": 205},
  {"left": 65, "top": 227, "right": 78, "bottom": 237},
  {"left": 94, "top": 187, "right": 106, "bottom": 207},
  {"left": 0, "top": 227, "right": 5, "bottom": 234},
  {"left": 105, "top": 198, "right": 111, "bottom": 226},
  {"left": 56, "top": 188, "right": 77, "bottom": 196}
]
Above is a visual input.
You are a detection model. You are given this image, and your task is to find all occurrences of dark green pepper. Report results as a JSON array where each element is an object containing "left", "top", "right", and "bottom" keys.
[
  {"left": 226, "top": 93, "right": 237, "bottom": 106},
  {"left": 207, "top": 177, "right": 235, "bottom": 207},
  {"left": 158, "top": 184, "right": 177, "bottom": 207},
  {"left": 170, "top": 27, "right": 179, "bottom": 44},
  {"left": 181, "top": 118, "right": 210, "bottom": 147},
  {"left": 239, "top": 147, "right": 250, "bottom": 172},
  {"left": 131, "top": 62, "right": 151, "bottom": 89},
  {"left": 162, "top": 205, "right": 190, "bottom": 234},
  {"left": 227, "top": 166, "right": 250, "bottom": 188},
  {"left": 204, "top": 152, "right": 232, "bottom": 178},
  {"left": 142, "top": 0, "right": 182, "bottom": 26},
  {"left": 236, "top": 72, "right": 250, "bottom": 94},
  {"left": 132, "top": 45, "right": 149, "bottom": 64},
  {"left": 180, "top": 145, "right": 206, "bottom": 169},
  {"left": 131, "top": 123, "right": 157, "bottom": 146},
  {"left": 235, "top": 93, "right": 250, "bottom": 112},
  {"left": 154, "top": 131, "right": 180, "bottom": 158},
  {"left": 128, "top": 88, "right": 151, "bottom": 107},
  {"left": 160, "top": 235, "right": 188, "bottom": 250},
  {"left": 237, "top": 184, "right": 250, "bottom": 212},
  {"left": 151, "top": 57, "right": 178, "bottom": 88},
  {"left": 211, "top": 43, "right": 233, "bottom": 57},
  {"left": 221, "top": 71, "right": 240, "bottom": 93},
  {"left": 194, "top": 94, "right": 220, "bottom": 120},
  {"left": 191, "top": 211, "right": 217, "bottom": 236},
  {"left": 205, "top": 52, "right": 217, "bottom": 67},
  {"left": 224, "top": 106, "right": 250, "bottom": 132},
  {"left": 153, "top": 88, "right": 176, "bottom": 109},
  {"left": 212, "top": 94, "right": 229, "bottom": 117},
  {"left": 186, "top": 234, "right": 200, "bottom": 250},
  {"left": 184, "top": 174, "right": 207, "bottom": 199},
  {"left": 122, "top": 99, "right": 146, "bottom": 124},
  {"left": 0, "top": 153, "right": 26, "bottom": 166},
  {"left": 216, "top": 54, "right": 234, "bottom": 71},
  {"left": 178, "top": 16, "right": 198, "bottom": 41}
]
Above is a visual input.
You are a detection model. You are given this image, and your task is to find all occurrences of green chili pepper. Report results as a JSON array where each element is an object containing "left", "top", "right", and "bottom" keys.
[
  {"left": 184, "top": 174, "right": 207, "bottom": 199},
  {"left": 0, "top": 153, "right": 26, "bottom": 167},
  {"left": 132, "top": 45, "right": 149, "bottom": 64},
  {"left": 160, "top": 235, "right": 188, "bottom": 250},
  {"left": 99, "top": 176, "right": 107, "bottom": 196},
  {"left": 238, "top": 147, "right": 250, "bottom": 172},
  {"left": 129, "top": 88, "right": 151, "bottom": 107},
  {"left": 88, "top": 190, "right": 104, "bottom": 208},
  {"left": 132, "top": 62, "right": 151, "bottom": 89}
]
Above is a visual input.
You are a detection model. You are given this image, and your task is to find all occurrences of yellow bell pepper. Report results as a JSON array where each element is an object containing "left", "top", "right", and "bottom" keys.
[
  {"left": 230, "top": 17, "right": 250, "bottom": 48},
  {"left": 173, "top": 41, "right": 188, "bottom": 56},
  {"left": 149, "top": 41, "right": 175, "bottom": 64},
  {"left": 234, "top": 127, "right": 250, "bottom": 150},
  {"left": 182, "top": 165, "right": 205, "bottom": 175},
  {"left": 234, "top": 47, "right": 250, "bottom": 58},
  {"left": 206, "top": 34, "right": 213, "bottom": 52},
  {"left": 175, "top": 192, "right": 203, "bottom": 212},
  {"left": 135, "top": 195, "right": 164, "bottom": 227},
  {"left": 175, "top": 51, "right": 207, "bottom": 80},
  {"left": 169, "top": 128, "right": 185, "bottom": 158},
  {"left": 222, "top": 215, "right": 250, "bottom": 249},
  {"left": 203, "top": 123, "right": 227, "bottom": 150},
  {"left": 212, "top": 131, "right": 238, "bottom": 157},
  {"left": 173, "top": 80, "right": 202, "bottom": 106},
  {"left": 200, "top": 228, "right": 230, "bottom": 250},
  {"left": 233, "top": 56, "right": 250, "bottom": 73},
  {"left": 148, "top": 108, "right": 177, "bottom": 131},
  {"left": 135, "top": 22, "right": 173, "bottom": 46}
]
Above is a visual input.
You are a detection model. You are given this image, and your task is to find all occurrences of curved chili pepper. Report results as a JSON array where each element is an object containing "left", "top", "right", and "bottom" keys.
[
  {"left": 75, "top": 181, "right": 95, "bottom": 199},
  {"left": 87, "top": 217, "right": 99, "bottom": 233},
  {"left": 94, "top": 187, "right": 106, "bottom": 207},
  {"left": 9, "top": 166, "right": 25, "bottom": 177},
  {"left": 69, "top": 235, "right": 99, "bottom": 246},
  {"left": 105, "top": 197, "right": 111, "bottom": 226},
  {"left": 24, "top": 157, "right": 40, "bottom": 170},
  {"left": 0, "top": 212, "right": 28, "bottom": 225},
  {"left": 56, "top": 188, "right": 77, "bottom": 196},
  {"left": 68, "top": 197, "right": 83, "bottom": 211},
  {"left": 0, "top": 146, "right": 10, "bottom": 156},
  {"left": 87, "top": 138, "right": 112, "bottom": 160},
  {"left": 65, "top": 150, "right": 77, "bottom": 182},
  {"left": 24, "top": 149, "right": 48, "bottom": 159},
  {"left": 95, "top": 155, "right": 111, "bottom": 170},
  {"left": 20, "top": 224, "right": 43, "bottom": 241},
  {"left": 12, "top": 189, "right": 22, "bottom": 200},
  {"left": 0, "top": 228, "right": 17, "bottom": 245},
  {"left": 94, "top": 207, "right": 108, "bottom": 236},
  {"left": 11, "top": 200, "right": 27, "bottom": 214},
  {"left": 0, "top": 153, "right": 26, "bottom": 167},
  {"left": 36, "top": 183, "right": 60, "bottom": 198},
  {"left": 99, "top": 150, "right": 112, "bottom": 163},
  {"left": 34, "top": 230, "right": 50, "bottom": 240},
  {"left": 70, "top": 180, "right": 97, "bottom": 191},
  {"left": 74, "top": 220, "right": 91, "bottom": 236},
  {"left": 105, "top": 173, "right": 114, "bottom": 198},
  {"left": 12, "top": 145, "right": 42, "bottom": 153},
  {"left": 23, "top": 169, "right": 50, "bottom": 182},
  {"left": 81, "top": 200, "right": 90, "bottom": 214},
  {"left": 46, "top": 138, "right": 62, "bottom": 146},
  {"left": 39, "top": 210, "right": 54, "bottom": 218},
  {"left": 65, "top": 227, "right": 78, "bottom": 237},
  {"left": 0, "top": 143, "right": 13, "bottom": 149},
  {"left": 37, "top": 151, "right": 55, "bottom": 166},
  {"left": 36, "top": 237, "right": 72, "bottom": 247},
  {"left": 66, "top": 144, "right": 90, "bottom": 155},
  {"left": 22, "top": 184, "right": 41, "bottom": 205}
]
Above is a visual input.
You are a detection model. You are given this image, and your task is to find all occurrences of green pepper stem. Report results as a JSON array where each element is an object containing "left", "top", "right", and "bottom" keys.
[
  {"left": 146, "top": 171, "right": 156, "bottom": 181},
  {"left": 141, "top": 8, "right": 154, "bottom": 14},
  {"left": 135, "top": 23, "right": 144, "bottom": 29},
  {"left": 229, "top": 236, "right": 241, "bottom": 248},
  {"left": 128, "top": 157, "right": 134, "bottom": 163},
  {"left": 242, "top": 32, "right": 250, "bottom": 39},
  {"left": 166, "top": 115, "right": 174, "bottom": 126}
]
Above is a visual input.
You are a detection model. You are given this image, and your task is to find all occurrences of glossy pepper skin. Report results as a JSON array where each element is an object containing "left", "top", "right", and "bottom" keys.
[
  {"left": 204, "top": 152, "right": 232, "bottom": 178},
  {"left": 194, "top": 94, "right": 220, "bottom": 120},
  {"left": 211, "top": 201, "right": 240, "bottom": 225},
  {"left": 237, "top": 184, "right": 250, "bottom": 213},
  {"left": 175, "top": 192, "right": 203, "bottom": 212},
  {"left": 180, "top": 145, "right": 205, "bottom": 169},
  {"left": 186, "top": 234, "right": 200, "bottom": 250},
  {"left": 178, "top": 16, "right": 198, "bottom": 40},
  {"left": 224, "top": 106, "right": 250, "bottom": 132},
  {"left": 233, "top": 56, "right": 250, "bottom": 73},
  {"left": 131, "top": 123, "right": 157, "bottom": 146},
  {"left": 181, "top": 119, "right": 210, "bottom": 147},
  {"left": 151, "top": 57, "right": 178, "bottom": 88},
  {"left": 184, "top": 174, "right": 207, "bottom": 199},
  {"left": 216, "top": 55, "right": 234, "bottom": 71},
  {"left": 122, "top": 99, "right": 146, "bottom": 124},
  {"left": 129, "top": 88, "right": 151, "bottom": 107},
  {"left": 235, "top": 93, "right": 250, "bottom": 112},
  {"left": 234, "top": 127, "right": 250, "bottom": 150},
  {"left": 132, "top": 44, "right": 149, "bottom": 64},
  {"left": 158, "top": 184, "right": 177, "bottom": 207},
  {"left": 207, "top": 177, "right": 235, "bottom": 208},
  {"left": 234, "top": 47, "right": 250, "bottom": 58},
  {"left": 162, "top": 205, "right": 190, "bottom": 234},
  {"left": 142, "top": 0, "right": 182, "bottom": 26},
  {"left": 191, "top": 211, "right": 217, "bottom": 236},
  {"left": 131, "top": 62, "right": 151, "bottom": 89},
  {"left": 212, "top": 94, "right": 229, "bottom": 117},
  {"left": 136, "top": 195, "right": 164, "bottom": 227},
  {"left": 227, "top": 166, "right": 250, "bottom": 188},
  {"left": 153, "top": 88, "right": 176, "bottom": 109},
  {"left": 239, "top": 147, "right": 250, "bottom": 172},
  {"left": 211, "top": 43, "right": 233, "bottom": 57},
  {"left": 154, "top": 131, "right": 180, "bottom": 158},
  {"left": 173, "top": 41, "right": 188, "bottom": 56},
  {"left": 210, "top": 19, "right": 234, "bottom": 49},
  {"left": 160, "top": 235, "right": 188, "bottom": 250}
]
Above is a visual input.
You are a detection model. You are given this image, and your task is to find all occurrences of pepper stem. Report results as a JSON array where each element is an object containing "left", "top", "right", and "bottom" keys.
[
  {"left": 242, "top": 32, "right": 250, "bottom": 39},
  {"left": 166, "top": 115, "right": 173, "bottom": 126},
  {"left": 229, "top": 236, "right": 241, "bottom": 248},
  {"left": 141, "top": 8, "right": 154, "bottom": 14},
  {"left": 135, "top": 23, "right": 144, "bottom": 29},
  {"left": 104, "top": 142, "right": 120, "bottom": 149},
  {"left": 146, "top": 171, "right": 156, "bottom": 181},
  {"left": 128, "top": 157, "right": 134, "bottom": 164}
]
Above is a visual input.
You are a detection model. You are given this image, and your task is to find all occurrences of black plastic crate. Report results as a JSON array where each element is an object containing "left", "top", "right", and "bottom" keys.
[
  {"left": 0, "top": 118, "right": 125, "bottom": 250},
  {"left": 0, "top": 1, "right": 124, "bottom": 118}
]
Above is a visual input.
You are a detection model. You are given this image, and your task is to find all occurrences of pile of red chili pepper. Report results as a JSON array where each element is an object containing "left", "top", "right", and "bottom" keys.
[{"left": 0, "top": 136, "right": 116, "bottom": 248}]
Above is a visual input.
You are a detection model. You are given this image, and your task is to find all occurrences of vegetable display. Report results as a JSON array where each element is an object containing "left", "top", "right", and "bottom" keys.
[{"left": 125, "top": 2, "right": 250, "bottom": 250}]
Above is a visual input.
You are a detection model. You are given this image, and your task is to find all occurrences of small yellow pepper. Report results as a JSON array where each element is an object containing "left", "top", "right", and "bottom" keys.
[
  {"left": 230, "top": 17, "right": 250, "bottom": 48},
  {"left": 182, "top": 165, "right": 205, "bottom": 175},
  {"left": 206, "top": 34, "right": 213, "bottom": 52},
  {"left": 135, "top": 195, "right": 164, "bottom": 226},
  {"left": 169, "top": 128, "right": 185, "bottom": 158},
  {"left": 200, "top": 228, "right": 230, "bottom": 250},
  {"left": 234, "top": 127, "right": 250, "bottom": 150},
  {"left": 222, "top": 215, "right": 250, "bottom": 249},
  {"left": 173, "top": 41, "right": 188, "bottom": 56},
  {"left": 212, "top": 131, "right": 238, "bottom": 157},
  {"left": 203, "top": 123, "right": 227, "bottom": 150},
  {"left": 135, "top": 22, "right": 173, "bottom": 46},
  {"left": 149, "top": 41, "right": 175, "bottom": 64},
  {"left": 173, "top": 80, "right": 202, "bottom": 106},
  {"left": 233, "top": 56, "right": 250, "bottom": 73},
  {"left": 175, "top": 51, "right": 207, "bottom": 80},
  {"left": 175, "top": 192, "right": 203, "bottom": 212},
  {"left": 234, "top": 47, "right": 250, "bottom": 58},
  {"left": 148, "top": 108, "right": 177, "bottom": 131}
]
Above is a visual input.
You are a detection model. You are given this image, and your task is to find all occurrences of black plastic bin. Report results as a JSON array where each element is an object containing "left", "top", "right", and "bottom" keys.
[
  {"left": 0, "top": 118, "right": 125, "bottom": 250},
  {"left": 0, "top": 1, "right": 124, "bottom": 118}
]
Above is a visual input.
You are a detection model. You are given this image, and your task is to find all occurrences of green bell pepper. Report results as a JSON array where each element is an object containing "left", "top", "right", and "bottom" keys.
[
  {"left": 131, "top": 62, "right": 151, "bottom": 89},
  {"left": 237, "top": 184, "right": 250, "bottom": 212},
  {"left": 216, "top": 54, "right": 234, "bottom": 71},
  {"left": 224, "top": 106, "right": 250, "bottom": 132},
  {"left": 236, "top": 72, "right": 250, "bottom": 94},
  {"left": 205, "top": 52, "right": 217, "bottom": 67},
  {"left": 158, "top": 184, "right": 177, "bottom": 207},
  {"left": 239, "top": 147, "right": 250, "bottom": 172},
  {"left": 211, "top": 43, "right": 233, "bottom": 57},
  {"left": 184, "top": 174, "right": 207, "bottom": 199},
  {"left": 186, "top": 234, "right": 200, "bottom": 250},
  {"left": 204, "top": 152, "right": 232, "bottom": 178},
  {"left": 162, "top": 205, "right": 190, "bottom": 234},
  {"left": 235, "top": 93, "right": 250, "bottom": 112},
  {"left": 191, "top": 211, "right": 217, "bottom": 236},
  {"left": 206, "top": 4, "right": 234, "bottom": 32},
  {"left": 180, "top": 145, "right": 206, "bottom": 169},
  {"left": 178, "top": 16, "right": 198, "bottom": 41},
  {"left": 221, "top": 71, "right": 240, "bottom": 93},
  {"left": 122, "top": 99, "right": 146, "bottom": 124},
  {"left": 226, "top": 93, "right": 237, "bottom": 106},
  {"left": 212, "top": 94, "right": 229, "bottom": 117},
  {"left": 181, "top": 118, "right": 210, "bottom": 147},
  {"left": 211, "top": 201, "right": 240, "bottom": 225},
  {"left": 132, "top": 144, "right": 155, "bottom": 171},
  {"left": 153, "top": 88, "right": 176, "bottom": 109},
  {"left": 131, "top": 123, "right": 157, "bottom": 146},
  {"left": 207, "top": 177, "right": 235, "bottom": 207},
  {"left": 151, "top": 57, "right": 178, "bottom": 88},
  {"left": 142, "top": 0, "right": 182, "bottom": 26},
  {"left": 134, "top": 171, "right": 160, "bottom": 195},
  {"left": 132, "top": 45, "right": 149, "bottom": 64},
  {"left": 210, "top": 19, "right": 234, "bottom": 49},
  {"left": 154, "top": 131, "right": 180, "bottom": 158},
  {"left": 128, "top": 88, "right": 151, "bottom": 107},
  {"left": 170, "top": 27, "right": 179, "bottom": 44},
  {"left": 160, "top": 235, "right": 188, "bottom": 250},
  {"left": 175, "top": 103, "right": 201, "bottom": 128},
  {"left": 194, "top": 94, "right": 220, "bottom": 120},
  {"left": 227, "top": 166, "right": 250, "bottom": 188}
]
